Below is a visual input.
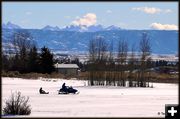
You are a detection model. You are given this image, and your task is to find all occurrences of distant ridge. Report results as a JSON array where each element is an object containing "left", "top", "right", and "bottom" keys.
[{"left": 2, "top": 22, "right": 178, "bottom": 54}]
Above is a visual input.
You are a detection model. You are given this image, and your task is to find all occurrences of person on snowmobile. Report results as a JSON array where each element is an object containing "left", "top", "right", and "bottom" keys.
[{"left": 62, "top": 83, "right": 68, "bottom": 92}]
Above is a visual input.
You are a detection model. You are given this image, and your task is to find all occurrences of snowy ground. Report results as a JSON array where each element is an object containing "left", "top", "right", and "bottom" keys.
[{"left": 1, "top": 77, "right": 178, "bottom": 117}]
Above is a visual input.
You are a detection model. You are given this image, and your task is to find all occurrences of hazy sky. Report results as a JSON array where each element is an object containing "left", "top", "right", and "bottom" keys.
[{"left": 2, "top": 2, "right": 178, "bottom": 30}]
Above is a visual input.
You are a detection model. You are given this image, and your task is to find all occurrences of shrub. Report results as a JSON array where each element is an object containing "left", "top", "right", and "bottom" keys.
[
  {"left": 13, "top": 71, "right": 20, "bottom": 76},
  {"left": 1, "top": 71, "right": 20, "bottom": 77},
  {"left": 3, "top": 91, "right": 31, "bottom": 115}
]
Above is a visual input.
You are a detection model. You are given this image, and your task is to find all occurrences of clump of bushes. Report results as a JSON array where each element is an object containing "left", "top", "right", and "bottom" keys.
[
  {"left": 3, "top": 91, "right": 31, "bottom": 115},
  {"left": 1, "top": 71, "right": 20, "bottom": 77},
  {"left": 20, "top": 73, "right": 48, "bottom": 79}
]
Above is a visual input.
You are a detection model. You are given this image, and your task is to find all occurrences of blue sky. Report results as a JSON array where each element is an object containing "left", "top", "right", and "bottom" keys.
[{"left": 2, "top": 2, "right": 178, "bottom": 30}]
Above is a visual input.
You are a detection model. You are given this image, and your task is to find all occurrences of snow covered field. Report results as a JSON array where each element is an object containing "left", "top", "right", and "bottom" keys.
[{"left": 1, "top": 77, "right": 178, "bottom": 117}]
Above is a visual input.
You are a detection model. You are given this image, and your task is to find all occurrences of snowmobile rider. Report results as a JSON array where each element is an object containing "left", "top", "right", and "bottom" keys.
[
  {"left": 62, "top": 83, "right": 68, "bottom": 92},
  {"left": 39, "top": 87, "right": 47, "bottom": 94}
]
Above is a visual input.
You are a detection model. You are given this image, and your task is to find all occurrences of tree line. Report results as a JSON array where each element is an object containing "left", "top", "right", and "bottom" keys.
[
  {"left": 86, "top": 32, "right": 152, "bottom": 87},
  {"left": 2, "top": 30, "right": 55, "bottom": 74}
]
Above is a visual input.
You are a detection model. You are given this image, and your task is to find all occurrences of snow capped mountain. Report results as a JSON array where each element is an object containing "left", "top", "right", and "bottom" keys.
[
  {"left": 2, "top": 22, "right": 21, "bottom": 29},
  {"left": 62, "top": 25, "right": 82, "bottom": 32},
  {"left": 105, "top": 25, "right": 121, "bottom": 31},
  {"left": 87, "top": 25, "right": 104, "bottom": 32},
  {"left": 62, "top": 24, "right": 105, "bottom": 32},
  {"left": 2, "top": 22, "right": 122, "bottom": 32},
  {"left": 42, "top": 25, "right": 60, "bottom": 31}
]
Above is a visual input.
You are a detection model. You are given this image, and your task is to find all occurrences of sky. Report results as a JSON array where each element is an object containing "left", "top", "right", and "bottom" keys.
[{"left": 2, "top": 2, "right": 178, "bottom": 30}]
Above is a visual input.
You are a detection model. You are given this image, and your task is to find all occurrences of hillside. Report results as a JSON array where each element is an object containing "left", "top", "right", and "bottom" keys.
[{"left": 2, "top": 28, "right": 178, "bottom": 54}]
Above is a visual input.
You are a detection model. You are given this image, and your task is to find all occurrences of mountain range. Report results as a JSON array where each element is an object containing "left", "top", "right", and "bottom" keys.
[
  {"left": 2, "top": 22, "right": 121, "bottom": 32},
  {"left": 2, "top": 22, "right": 178, "bottom": 55}
]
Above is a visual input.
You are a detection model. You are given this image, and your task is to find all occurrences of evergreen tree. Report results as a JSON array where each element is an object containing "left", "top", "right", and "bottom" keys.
[
  {"left": 11, "top": 53, "right": 20, "bottom": 71},
  {"left": 19, "top": 46, "right": 29, "bottom": 73},
  {"left": 39, "top": 46, "right": 54, "bottom": 74},
  {"left": 28, "top": 46, "right": 39, "bottom": 72},
  {"left": 1, "top": 53, "right": 9, "bottom": 71}
]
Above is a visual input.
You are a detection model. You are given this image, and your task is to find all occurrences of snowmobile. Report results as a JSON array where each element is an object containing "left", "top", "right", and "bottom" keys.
[{"left": 58, "top": 86, "right": 79, "bottom": 94}]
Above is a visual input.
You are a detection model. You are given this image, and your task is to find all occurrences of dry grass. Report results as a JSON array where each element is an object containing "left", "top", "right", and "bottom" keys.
[
  {"left": 79, "top": 71, "right": 178, "bottom": 83},
  {"left": 1, "top": 70, "right": 178, "bottom": 83}
]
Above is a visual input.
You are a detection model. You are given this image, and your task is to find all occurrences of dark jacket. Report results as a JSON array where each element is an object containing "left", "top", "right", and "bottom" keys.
[
  {"left": 62, "top": 83, "right": 66, "bottom": 89},
  {"left": 62, "top": 83, "right": 67, "bottom": 92},
  {"left": 39, "top": 87, "right": 46, "bottom": 94}
]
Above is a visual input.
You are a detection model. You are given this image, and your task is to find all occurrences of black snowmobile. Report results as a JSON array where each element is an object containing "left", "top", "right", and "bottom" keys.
[{"left": 58, "top": 86, "right": 79, "bottom": 94}]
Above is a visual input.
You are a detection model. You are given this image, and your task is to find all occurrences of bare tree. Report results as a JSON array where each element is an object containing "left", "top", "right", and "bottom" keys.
[
  {"left": 139, "top": 32, "right": 151, "bottom": 87},
  {"left": 89, "top": 38, "right": 97, "bottom": 62},
  {"left": 108, "top": 40, "right": 115, "bottom": 85},
  {"left": 128, "top": 43, "right": 136, "bottom": 87},
  {"left": 117, "top": 39, "right": 128, "bottom": 86},
  {"left": 88, "top": 36, "right": 107, "bottom": 62},
  {"left": 109, "top": 40, "right": 114, "bottom": 62},
  {"left": 12, "top": 30, "right": 34, "bottom": 73},
  {"left": 88, "top": 36, "right": 108, "bottom": 86},
  {"left": 95, "top": 36, "right": 108, "bottom": 61},
  {"left": 118, "top": 40, "right": 128, "bottom": 65}
]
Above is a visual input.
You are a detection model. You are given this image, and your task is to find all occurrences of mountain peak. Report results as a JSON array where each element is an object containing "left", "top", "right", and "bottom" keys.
[
  {"left": 42, "top": 25, "right": 60, "bottom": 31},
  {"left": 105, "top": 25, "right": 121, "bottom": 30},
  {"left": 3, "top": 22, "right": 21, "bottom": 29},
  {"left": 7, "top": 21, "right": 13, "bottom": 25}
]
